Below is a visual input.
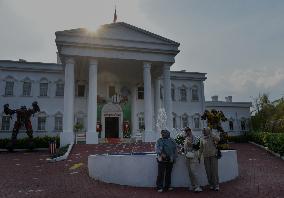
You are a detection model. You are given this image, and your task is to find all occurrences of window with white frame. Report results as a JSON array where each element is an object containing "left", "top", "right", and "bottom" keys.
[
  {"left": 229, "top": 120, "right": 234, "bottom": 130},
  {"left": 54, "top": 114, "right": 63, "bottom": 131},
  {"left": 138, "top": 113, "right": 145, "bottom": 130},
  {"left": 38, "top": 116, "right": 46, "bottom": 131},
  {"left": 241, "top": 120, "right": 246, "bottom": 130},
  {"left": 182, "top": 114, "right": 189, "bottom": 128},
  {"left": 193, "top": 115, "right": 200, "bottom": 129},
  {"left": 40, "top": 83, "right": 48, "bottom": 96},
  {"left": 5, "top": 81, "right": 14, "bottom": 96},
  {"left": 137, "top": 86, "right": 144, "bottom": 100},
  {"left": 172, "top": 113, "right": 177, "bottom": 129},
  {"left": 180, "top": 86, "right": 187, "bottom": 102},
  {"left": 178, "top": 115, "right": 182, "bottom": 128},
  {"left": 192, "top": 86, "right": 199, "bottom": 101},
  {"left": 1, "top": 115, "right": 10, "bottom": 131},
  {"left": 171, "top": 85, "right": 175, "bottom": 101},
  {"left": 55, "top": 81, "right": 64, "bottom": 96},
  {"left": 160, "top": 86, "right": 163, "bottom": 100},
  {"left": 23, "top": 81, "right": 31, "bottom": 96}
]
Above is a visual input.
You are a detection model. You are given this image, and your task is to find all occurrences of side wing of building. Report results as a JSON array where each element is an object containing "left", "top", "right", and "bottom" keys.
[
  {"left": 169, "top": 71, "right": 207, "bottom": 136},
  {"left": 205, "top": 96, "right": 252, "bottom": 136},
  {"left": 0, "top": 60, "right": 64, "bottom": 138}
]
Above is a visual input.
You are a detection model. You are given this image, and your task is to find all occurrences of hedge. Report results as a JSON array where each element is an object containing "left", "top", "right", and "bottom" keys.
[
  {"left": 0, "top": 136, "right": 60, "bottom": 149},
  {"left": 248, "top": 132, "right": 284, "bottom": 156},
  {"left": 227, "top": 132, "right": 284, "bottom": 156}
]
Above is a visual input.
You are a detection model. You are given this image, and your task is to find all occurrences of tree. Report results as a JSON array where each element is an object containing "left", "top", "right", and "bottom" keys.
[
  {"left": 201, "top": 109, "right": 229, "bottom": 149},
  {"left": 251, "top": 94, "right": 284, "bottom": 133}
]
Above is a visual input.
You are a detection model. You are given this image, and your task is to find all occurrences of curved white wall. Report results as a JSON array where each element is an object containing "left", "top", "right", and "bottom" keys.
[{"left": 88, "top": 150, "right": 238, "bottom": 187}]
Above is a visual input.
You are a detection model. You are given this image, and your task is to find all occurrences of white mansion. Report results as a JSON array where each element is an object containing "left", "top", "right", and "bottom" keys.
[{"left": 0, "top": 22, "right": 251, "bottom": 146}]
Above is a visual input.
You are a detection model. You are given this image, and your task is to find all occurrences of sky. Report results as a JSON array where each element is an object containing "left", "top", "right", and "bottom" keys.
[{"left": 0, "top": 0, "right": 284, "bottom": 102}]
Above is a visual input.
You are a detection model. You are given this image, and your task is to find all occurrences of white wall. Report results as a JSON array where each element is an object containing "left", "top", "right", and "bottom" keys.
[
  {"left": 88, "top": 150, "right": 239, "bottom": 187},
  {"left": 0, "top": 69, "right": 64, "bottom": 138},
  {"left": 0, "top": 67, "right": 207, "bottom": 139},
  {"left": 206, "top": 105, "right": 251, "bottom": 136}
]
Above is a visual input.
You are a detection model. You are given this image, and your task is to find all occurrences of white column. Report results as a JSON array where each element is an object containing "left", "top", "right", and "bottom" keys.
[
  {"left": 154, "top": 78, "right": 161, "bottom": 129},
  {"left": 154, "top": 78, "right": 161, "bottom": 140},
  {"left": 131, "top": 86, "right": 137, "bottom": 136},
  {"left": 143, "top": 62, "right": 154, "bottom": 142},
  {"left": 86, "top": 58, "right": 98, "bottom": 144},
  {"left": 201, "top": 82, "right": 206, "bottom": 128},
  {"left": 163, "top": 63, "right": 173, "bottom": 130},
  {"left": 61, "top": 57, "right": 75, "bottom": 147}
]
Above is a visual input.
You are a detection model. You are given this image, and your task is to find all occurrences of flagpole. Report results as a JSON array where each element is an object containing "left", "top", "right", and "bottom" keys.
[{"left": 113, "top": 3, "right": 117, "bottom": 23}]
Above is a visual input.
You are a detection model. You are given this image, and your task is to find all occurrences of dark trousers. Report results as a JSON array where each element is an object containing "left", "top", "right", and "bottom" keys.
[{"left": 156, "top": 161, "right": 173, "bottom": 190}]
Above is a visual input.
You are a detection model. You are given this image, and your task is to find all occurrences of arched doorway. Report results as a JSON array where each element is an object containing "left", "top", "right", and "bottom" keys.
[{"left": 101, "top": 103, "right": 123, "bottom": 138}]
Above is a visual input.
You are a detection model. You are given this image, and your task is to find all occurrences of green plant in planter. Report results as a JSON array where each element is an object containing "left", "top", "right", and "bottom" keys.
[{"left": 74, "top": 123, "right": 84, "bottom": 133}]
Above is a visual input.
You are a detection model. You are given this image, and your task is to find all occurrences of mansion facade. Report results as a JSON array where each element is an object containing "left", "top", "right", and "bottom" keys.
[{"left": 0, "top": 22, "right": 251, "bottom": 146}]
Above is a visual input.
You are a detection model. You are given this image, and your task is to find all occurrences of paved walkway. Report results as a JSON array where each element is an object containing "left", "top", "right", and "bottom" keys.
[{"left": 0, "top": 143, "right": 283, "bottom": 198}]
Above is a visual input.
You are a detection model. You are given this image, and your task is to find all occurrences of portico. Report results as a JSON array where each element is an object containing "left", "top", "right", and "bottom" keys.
[{"left": 56, "top": 22, "right": 180, "bottom": 146}]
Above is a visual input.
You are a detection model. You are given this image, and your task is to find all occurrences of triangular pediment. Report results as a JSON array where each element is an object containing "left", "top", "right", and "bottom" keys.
[
  {"left": 55, "top": 22, "right": 180, "bottom": 63},
  {"left": 56, "top": 22, "right": 179, "bottom": 46},
  {"left": 98, "top": 22, "right": 180, "bottom": 45}
]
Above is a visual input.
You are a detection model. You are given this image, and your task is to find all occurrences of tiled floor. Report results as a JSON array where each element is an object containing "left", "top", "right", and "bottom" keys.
[{"left": 0, "top": 143, "right": 283, "bottom": 198}]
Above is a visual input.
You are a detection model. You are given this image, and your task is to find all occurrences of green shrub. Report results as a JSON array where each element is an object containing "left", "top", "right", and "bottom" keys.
[
  {"left": 0, "top": 136, "right": 60, "bottom": 149},
  {"left": 248, "top": 132, "right": 270, "bottom": 146},
  {"left": 0, "top": 139, "right": 10, "bottom": 149},
  {"left": 266, "top": 133, "right": 284, "bottom": 156},
  {"left": 249, "top": 132, "right": 284, "bottom": 156}
]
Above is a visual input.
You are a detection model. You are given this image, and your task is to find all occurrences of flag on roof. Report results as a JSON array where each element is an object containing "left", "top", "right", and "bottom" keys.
[{"left": 113, "top": 6, "right": 117, "bottom": 23}]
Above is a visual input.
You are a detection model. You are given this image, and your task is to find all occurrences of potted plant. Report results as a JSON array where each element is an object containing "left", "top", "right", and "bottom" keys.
[
  {"left": 74, "top": 122, "right": 85, "bottom": 144},
  {"left": 74, "top": 122, "right": 84, "bottom": 133}
]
